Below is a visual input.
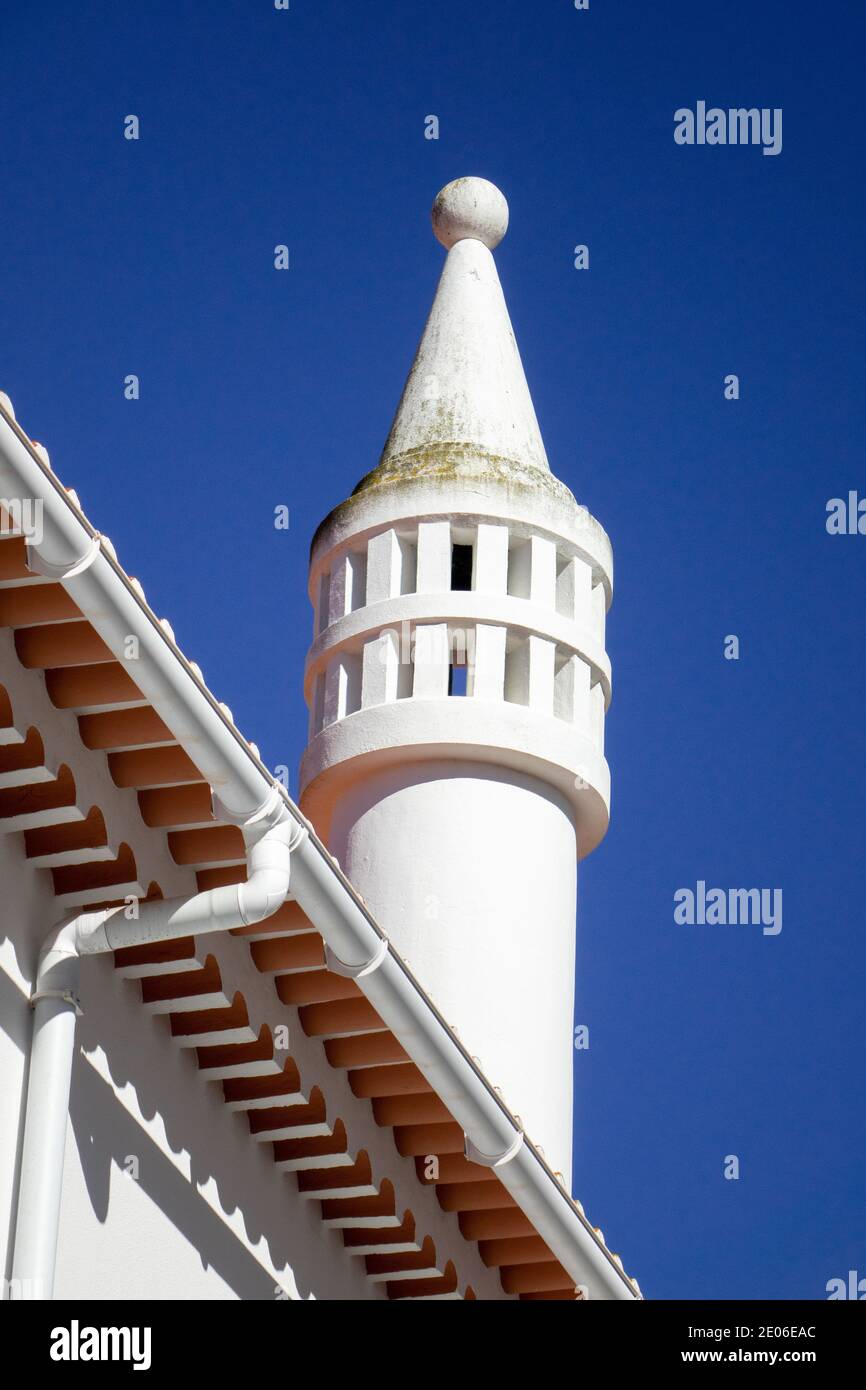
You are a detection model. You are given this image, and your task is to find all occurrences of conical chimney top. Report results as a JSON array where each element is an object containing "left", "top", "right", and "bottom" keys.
[{"left": 352, "top": 177, "right": 559, "bottom": 498}]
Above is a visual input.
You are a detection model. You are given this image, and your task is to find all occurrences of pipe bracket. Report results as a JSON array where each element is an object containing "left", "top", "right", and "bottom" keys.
[
  {"left": 29, "top": 987, "right": 83, "bottom": 1017},
  {"left": 325, "top": 935, "right": 389, "bottom": 980},
  {"left": 212, "top": 783, "right": 295, "bottom": 833},
  {"left": 464, "top": 1127, "right": 524, "bottom": 1168},
  {"left": 26, "top": 532, "right": 101, "bottom": 581}
]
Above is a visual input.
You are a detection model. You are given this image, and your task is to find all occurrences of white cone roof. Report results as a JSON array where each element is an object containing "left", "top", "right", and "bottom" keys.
[{"left": 371, "top": 178, "right": 551, "bottom": 484}]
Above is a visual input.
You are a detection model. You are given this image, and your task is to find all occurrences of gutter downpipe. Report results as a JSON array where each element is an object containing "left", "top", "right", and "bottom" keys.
[
  {"left": 10, "top": 812, "right": 302, "bottom": 1300},
  {"left": 0, "top": 401, "right": 639, "bottom": 1301}
]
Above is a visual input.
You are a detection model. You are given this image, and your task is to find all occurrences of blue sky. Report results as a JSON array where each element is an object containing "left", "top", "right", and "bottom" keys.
[{"left": 1, "top": 1, "right": 863, "bottom": 1300}]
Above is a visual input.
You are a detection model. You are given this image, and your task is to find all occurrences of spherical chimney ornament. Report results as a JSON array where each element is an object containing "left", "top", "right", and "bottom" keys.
[{"left": 431, "top": 176, "right": 509, "bottom": 250}]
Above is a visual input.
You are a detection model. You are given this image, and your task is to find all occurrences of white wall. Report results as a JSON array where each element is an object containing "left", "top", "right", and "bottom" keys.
[
  {"left": 0, "top": 640, "right": 381, "bottom": 1301},
  {"left": 53, "top": 954, "right": 376, "bottom": 1301},
  {"left": 0, "top": 822, "right": 378, "bottom": 1303}
]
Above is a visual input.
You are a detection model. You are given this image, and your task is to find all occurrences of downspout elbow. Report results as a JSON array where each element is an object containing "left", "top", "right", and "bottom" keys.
[
  {"left": 35, "top": 812, "right": 307, "bottom": 966},
  {"left": 237, "top": 816, "right": 307, "bottom": 926},
  {"left": 34, "top": 908, "right": 116, "bottom": 1010},
  {"left": 37, "top": 911, "right": 111, "bottom": 978}
]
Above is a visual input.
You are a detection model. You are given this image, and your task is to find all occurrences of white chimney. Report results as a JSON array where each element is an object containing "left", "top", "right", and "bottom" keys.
[{"left": 300, "top": 178, "right": 613, "bottom": 1183}]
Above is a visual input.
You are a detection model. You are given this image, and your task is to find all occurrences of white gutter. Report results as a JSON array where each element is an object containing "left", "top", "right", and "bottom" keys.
[
  {"left": 0, "top": 398, "right": 639, "bottom": 1301},
  {"left": 10, "top": 816, "right": 301, "bottom": 1300}
]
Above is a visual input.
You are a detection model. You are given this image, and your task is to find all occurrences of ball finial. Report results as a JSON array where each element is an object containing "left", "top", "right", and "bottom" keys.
[{"left": 431, "top": 177, "right": 509, "bottom": 250}]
